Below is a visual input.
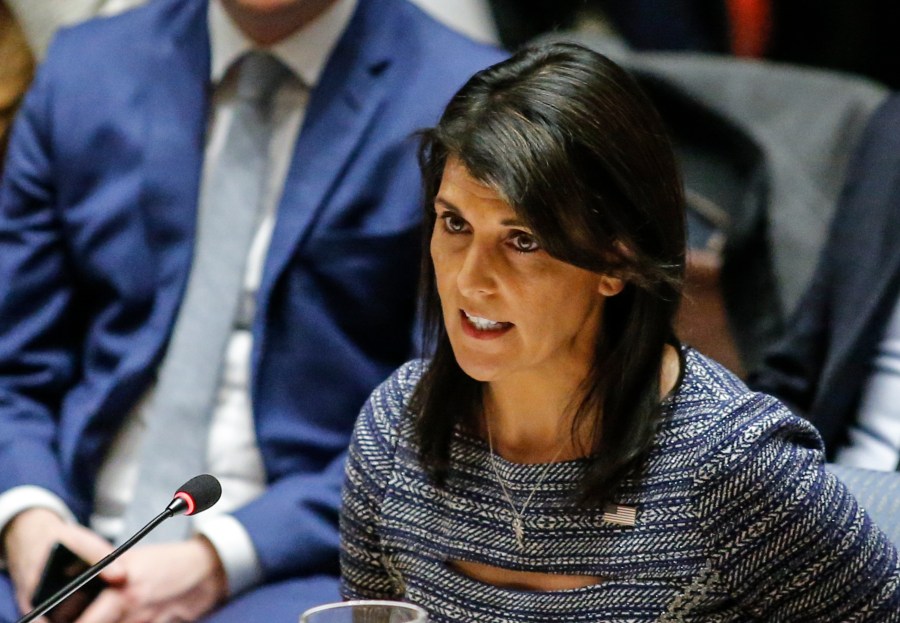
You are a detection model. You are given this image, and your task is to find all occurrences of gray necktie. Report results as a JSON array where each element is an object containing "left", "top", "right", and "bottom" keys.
[{"left": 120, "top": 52, "right": 291, "bottom": 542}]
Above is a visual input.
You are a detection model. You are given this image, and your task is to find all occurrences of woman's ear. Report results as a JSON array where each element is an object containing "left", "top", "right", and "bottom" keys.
[{"left": 598, "top": 275, "right": 625, "bottom": 297}]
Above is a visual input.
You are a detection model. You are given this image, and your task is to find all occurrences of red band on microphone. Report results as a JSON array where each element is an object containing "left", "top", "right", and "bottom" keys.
[{"left": 174, "top": 491, "right": 196, "bottom": 516}]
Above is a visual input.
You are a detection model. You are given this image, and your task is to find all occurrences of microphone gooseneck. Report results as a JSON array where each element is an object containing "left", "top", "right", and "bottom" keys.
[{"left": 16, "top": 474, "right": 222, "bottom": 623}]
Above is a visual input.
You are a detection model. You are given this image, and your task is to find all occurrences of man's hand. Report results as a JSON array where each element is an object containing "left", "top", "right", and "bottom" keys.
[
  {"left": 76, "top": 537, "right": 228, "bottom": 623},
  {"left": 2, "top": 508, "right": 124, "bottom": 615}
]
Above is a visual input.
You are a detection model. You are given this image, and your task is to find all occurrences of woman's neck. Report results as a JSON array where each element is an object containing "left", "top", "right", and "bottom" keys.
[
  {"left": 482, "top": 372, "right": 590, "bottom": 464},
  {"left": 480, "top": 344, "right": 682, "bottom": 464}
]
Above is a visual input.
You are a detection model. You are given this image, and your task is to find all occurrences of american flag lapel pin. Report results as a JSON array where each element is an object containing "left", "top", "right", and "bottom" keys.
[{"left": 601, "top": 503, "right": 637, "bottom": 526}]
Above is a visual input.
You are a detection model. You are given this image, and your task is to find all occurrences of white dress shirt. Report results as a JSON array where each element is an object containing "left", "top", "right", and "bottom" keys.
[
  {"left": 0, "top": 0, "right": 356, "bottom": 596},
  {"left": 6, "top": 0, "right": 497, "bottom": 59},
  {"left": 836, "top": 295, "right": 900, "bottom": 471}
]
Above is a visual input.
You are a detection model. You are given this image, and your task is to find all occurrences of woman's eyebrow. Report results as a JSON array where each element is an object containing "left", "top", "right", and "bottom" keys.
[
  {"left": 501, "top": 217, "right": 529, "bottom": 228},
  {"left": 434, "top": 197, "right": 461, "bottom": 212}
]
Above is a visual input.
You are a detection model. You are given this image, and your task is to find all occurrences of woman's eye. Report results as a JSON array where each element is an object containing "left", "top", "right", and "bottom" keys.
[
  {"left": 510, "top": 231, "right": 541, "bottom": 253},
  {"left": 440, "top": 213, "right": 468, "bottom": 234}
]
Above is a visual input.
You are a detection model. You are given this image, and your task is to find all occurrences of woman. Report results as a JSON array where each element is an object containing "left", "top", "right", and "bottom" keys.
[{"left": 339, "top": 43, "right": 900, "bottom": 621}]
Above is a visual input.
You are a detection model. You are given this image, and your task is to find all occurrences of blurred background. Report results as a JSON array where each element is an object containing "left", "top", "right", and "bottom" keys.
[{"left": 1, "top": 0, "right": 898, "bottom": 378}]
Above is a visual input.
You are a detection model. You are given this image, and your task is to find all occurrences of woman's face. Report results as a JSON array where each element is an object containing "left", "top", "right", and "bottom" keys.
[{"left": 431, "top": 157, "right": 623, "bottom": 385}]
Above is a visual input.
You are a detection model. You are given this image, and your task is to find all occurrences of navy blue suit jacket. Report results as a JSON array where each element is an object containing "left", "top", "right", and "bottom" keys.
[
  {"left": 0, "top": 0, "right": 504, "bottom": 583},
  {"left": 751, "top": 95, "right": 900, "bottom": 459}
]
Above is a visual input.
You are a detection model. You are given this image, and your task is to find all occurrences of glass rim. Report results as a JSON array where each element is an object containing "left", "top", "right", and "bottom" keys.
[{"left": 301, "top": 599, "right": 427, "bottom": 619}]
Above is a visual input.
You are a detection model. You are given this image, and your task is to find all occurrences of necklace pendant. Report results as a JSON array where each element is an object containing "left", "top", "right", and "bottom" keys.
[{"left": 512, "top": 516, "right": 525, "bottom": 549}]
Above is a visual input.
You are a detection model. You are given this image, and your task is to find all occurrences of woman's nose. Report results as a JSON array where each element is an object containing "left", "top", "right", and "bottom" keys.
[{"left": 456, "top": 241, "right": 497, "bottom": 297}]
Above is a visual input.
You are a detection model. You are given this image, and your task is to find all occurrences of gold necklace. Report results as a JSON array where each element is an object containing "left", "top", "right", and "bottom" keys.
[{"left": 485, "top": 418, "right": 564, "bottom": 550}]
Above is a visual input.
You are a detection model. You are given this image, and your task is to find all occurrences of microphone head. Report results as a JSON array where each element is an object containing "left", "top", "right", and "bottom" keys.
[{"left": 172, "top": 474, "right": 222, "bottom": 516}]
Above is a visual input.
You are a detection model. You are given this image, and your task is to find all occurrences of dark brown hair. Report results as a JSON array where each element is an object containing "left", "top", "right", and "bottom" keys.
[{"left": 413, "top": 42, "right": 685, "bottom": 505}]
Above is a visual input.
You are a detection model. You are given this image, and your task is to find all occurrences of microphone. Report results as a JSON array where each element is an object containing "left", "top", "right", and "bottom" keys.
[
  {"left": 17, "top": 474, "right": 222, "bottom": 623},
  {"left": 165, "top": 474, "right": 223, "bottom": 517}
]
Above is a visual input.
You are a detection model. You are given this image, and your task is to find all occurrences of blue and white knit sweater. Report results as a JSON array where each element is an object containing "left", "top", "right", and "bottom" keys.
[{"left": 340, "top": 349, "right": 900, "bottom": 622}]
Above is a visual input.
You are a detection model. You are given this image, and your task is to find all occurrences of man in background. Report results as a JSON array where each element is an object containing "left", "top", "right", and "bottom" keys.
[
  {"left": 4, "top": 0, "right": 498, "bottom": 59},
  {"left": 0, "top": 0, "right": 503, "bottom": 621},
  {"left": 751, "top": 95, "right": 900, "bottom": 472}
]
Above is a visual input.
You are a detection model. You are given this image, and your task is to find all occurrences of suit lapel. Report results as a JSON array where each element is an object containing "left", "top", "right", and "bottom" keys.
[
  {"left": 257, "top": 0, "right": 394, "bottom": 311},
  {"left": 140, "top": 0, "right": 211, "bottom": 352},
  {"left": 69, "top": 0, "right": 212, "bottom": 489}
]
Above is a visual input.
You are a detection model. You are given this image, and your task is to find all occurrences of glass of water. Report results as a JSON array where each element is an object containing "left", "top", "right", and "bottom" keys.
[{"left": 300, "top": 600, "right": 428, "bottom": 623}]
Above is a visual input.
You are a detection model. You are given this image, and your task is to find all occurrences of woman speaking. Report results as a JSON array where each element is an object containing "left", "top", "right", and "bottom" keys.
[{"left": 339, "top": 42, "right": 900, "bottom": 621}]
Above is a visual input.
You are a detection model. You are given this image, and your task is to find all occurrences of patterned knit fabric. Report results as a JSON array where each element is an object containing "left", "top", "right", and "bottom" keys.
[{"left": 340, "top": 349, "right": 900, "bottom": 622}]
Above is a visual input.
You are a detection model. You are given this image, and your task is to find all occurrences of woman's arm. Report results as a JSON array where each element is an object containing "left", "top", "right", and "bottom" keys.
[{"left": 696, "top": 394, "right": 900, "bottom": 621}]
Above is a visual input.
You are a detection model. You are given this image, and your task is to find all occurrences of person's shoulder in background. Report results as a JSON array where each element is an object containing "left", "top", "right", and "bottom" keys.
[{"left": 0, "top": 1, "right": 34, "bottom": 171}]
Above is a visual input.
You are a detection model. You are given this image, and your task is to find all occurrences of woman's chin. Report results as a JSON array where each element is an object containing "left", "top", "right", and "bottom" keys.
[{"left": 452, "top": 351, "right": 503, "bottom": 383}]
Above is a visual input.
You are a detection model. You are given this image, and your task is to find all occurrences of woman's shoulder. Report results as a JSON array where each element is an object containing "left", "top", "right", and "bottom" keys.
[
  {"left": 661, "top": 349, "right": 828, "bottom": 522},
  {"left": 672, "top": 351, "right": 900, "bottom": 617},
  {"left": 355, "top": 359, "right": 427, "bottom": 449},
  {"left": 661, "top": 347, "right": 824, "bottom": 462},
  {"left": 384, "top": 358, "right": 428, "bottom": 396},
  {"left": 673, "top": 346, "right": 758, "bottom": 409}
]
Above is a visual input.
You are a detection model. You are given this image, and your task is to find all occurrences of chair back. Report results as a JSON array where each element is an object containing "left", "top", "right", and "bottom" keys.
[
  {"left": 827, "top": 463, "right": 900, "bottom": 548},
  {"left": 535, "top": 31, "right": 889, "bottom": 375}
]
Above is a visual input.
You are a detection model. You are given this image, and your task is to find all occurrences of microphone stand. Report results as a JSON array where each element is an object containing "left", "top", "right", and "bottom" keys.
[{"left": 17, "top": 508, "right": 174, "bottom": 623}]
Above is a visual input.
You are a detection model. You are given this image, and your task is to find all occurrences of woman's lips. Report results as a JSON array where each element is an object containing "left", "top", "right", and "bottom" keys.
[{"left": 459, "top": 310, "right": 513, "bottom": 340}]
